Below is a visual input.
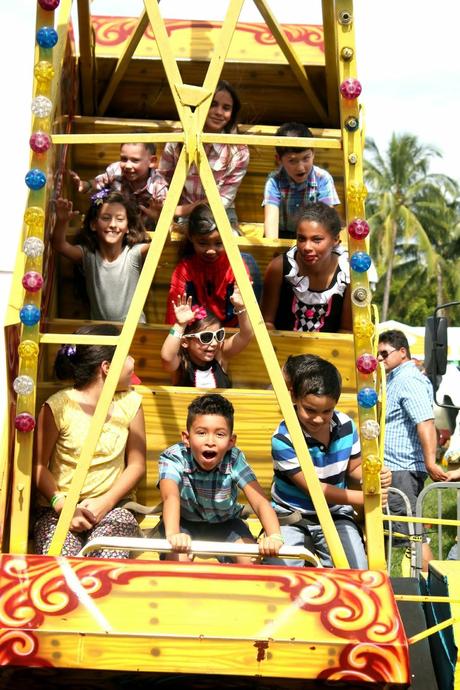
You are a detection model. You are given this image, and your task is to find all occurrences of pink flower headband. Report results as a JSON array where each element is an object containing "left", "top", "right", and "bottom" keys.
[{"left": 191, "top": 305, "right": 207, "bottom": 321}]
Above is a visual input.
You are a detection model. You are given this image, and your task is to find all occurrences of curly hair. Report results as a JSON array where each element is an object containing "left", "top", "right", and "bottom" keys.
[{"left": 186, "top": 393, "right": 234, "bottom": 432}]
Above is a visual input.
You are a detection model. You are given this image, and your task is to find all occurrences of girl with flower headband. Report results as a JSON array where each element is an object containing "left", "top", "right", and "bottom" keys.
[
  {"left": 161, "top": 285, "right": 253, "bottom": 388},
  {"left": 33, "top": 324, "right": 146, "bottom": 558},
  {"left": 52, "top": 191, "right": 151, "bottom": 322},
  {"left": 165, "top": 203, "right": 261, "bottom": 327}
]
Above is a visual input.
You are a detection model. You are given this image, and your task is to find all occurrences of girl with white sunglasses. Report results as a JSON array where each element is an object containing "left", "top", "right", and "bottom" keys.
[{"left": 161, "top": 286, "right": 252, "bottom": 387}]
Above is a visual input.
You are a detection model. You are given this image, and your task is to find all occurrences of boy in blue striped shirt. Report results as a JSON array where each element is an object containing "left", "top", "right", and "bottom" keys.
[
  {"left": 270, "top": 355, "right": 389, "bottom": 568},
  {"left": 158, "top": 393, "right": 283, "bottom": 563}
]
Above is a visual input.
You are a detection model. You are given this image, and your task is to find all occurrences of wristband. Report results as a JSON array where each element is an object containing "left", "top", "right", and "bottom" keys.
[
  {"left": 50, "top": 493, "right": 65, "bottom": 509},
  {"left": 267, "top": 533, "right": 284, "bottom": 543},
  {"left": 169, "top": 327, "right": 184, "bottom": 338},
  {"left": 234, "top": 308, "right": 247, "bottom": 315}
]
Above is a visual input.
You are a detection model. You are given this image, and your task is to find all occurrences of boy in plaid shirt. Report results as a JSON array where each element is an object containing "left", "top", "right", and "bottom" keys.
[
  {"left": 263, "top": 122, "right": 339, "bottom": 239},
  {"left": 158, "top": 393, "right": 282, "bottom": 563}
]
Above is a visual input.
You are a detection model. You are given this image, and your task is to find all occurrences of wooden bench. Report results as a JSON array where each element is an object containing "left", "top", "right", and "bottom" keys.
[
  {"left": 40, "top": 320, "right": 357, "bottom": 391},
  {"left": 36, "top": 384, "right": 359, "bottom": 510}
]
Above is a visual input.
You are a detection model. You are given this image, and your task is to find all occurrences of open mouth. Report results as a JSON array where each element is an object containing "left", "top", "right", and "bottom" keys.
[{"left": 202, "top": 450, "right": 217, "bottom": 460}]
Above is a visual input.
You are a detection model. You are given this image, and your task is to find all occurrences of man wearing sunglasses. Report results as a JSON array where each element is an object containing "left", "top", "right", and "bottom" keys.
[{"left": 378, "top": 329, "right": 448, "bottom": 569}]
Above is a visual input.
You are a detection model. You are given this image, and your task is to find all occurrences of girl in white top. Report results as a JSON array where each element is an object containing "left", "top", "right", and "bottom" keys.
[
  {"left": 161, "top": 287, "right": 253, "bottom": 388},
  {"left": 52, "top": 190, "right": 151, "bottom": 322}
]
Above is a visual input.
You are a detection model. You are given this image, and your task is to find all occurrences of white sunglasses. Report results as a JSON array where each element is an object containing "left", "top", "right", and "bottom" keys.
[{"left": 183, "top": 328, "right": 225, "bottom": 345}]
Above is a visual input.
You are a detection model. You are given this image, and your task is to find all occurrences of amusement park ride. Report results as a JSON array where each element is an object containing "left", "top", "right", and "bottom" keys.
[{"left": 1, "top": 1, "right": 460, "bottom": 688}]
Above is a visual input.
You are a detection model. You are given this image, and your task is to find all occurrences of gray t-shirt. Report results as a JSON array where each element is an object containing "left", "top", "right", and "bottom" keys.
[{"left": 78, "top": 244, "right": 146, "bottom": 322}]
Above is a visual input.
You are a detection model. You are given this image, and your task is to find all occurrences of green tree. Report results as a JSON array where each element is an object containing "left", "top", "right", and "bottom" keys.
[{"left": 364, "top": 133, "right": 458, "bottom": 322}]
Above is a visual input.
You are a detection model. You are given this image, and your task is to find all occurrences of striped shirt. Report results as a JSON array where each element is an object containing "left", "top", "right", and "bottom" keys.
[
  {"left": 160, "top": 142, "right": 249, "bottom": 208},
  {"left": 384, "top": 361, "right": 434, "bottom": 472},
  {"left": 271, "top": 410, "right": 360, "bottom": 519},
  {"left": 158, "top": 443, "right": 256, "bottom": 522},
  {"left": 262, "top": 165, "right": 340, "bottom": 237}
]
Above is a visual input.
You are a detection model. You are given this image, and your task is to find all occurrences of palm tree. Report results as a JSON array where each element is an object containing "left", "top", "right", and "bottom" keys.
[{"left": 364, "top": 133, "right": 458, "bottom": 321}]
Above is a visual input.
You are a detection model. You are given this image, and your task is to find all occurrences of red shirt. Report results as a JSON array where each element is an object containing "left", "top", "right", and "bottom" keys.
[{"left": 165, "top": 253, "right": 249, "bottom": 326}]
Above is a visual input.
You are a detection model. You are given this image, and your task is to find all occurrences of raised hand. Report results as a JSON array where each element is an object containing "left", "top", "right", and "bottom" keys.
[
  {"left": 69, "top": 169, "right": 87, "bottom": 193},
  {"left": 55, "top": 197, "right": 79, "bottom": 224},
  {"left": 171, "top": 294, "right": 196, "bottom": 327},
  {"left": 139, "top": 197, "right": 163, "bottom": 222},
  {"left": 230, "top": 283, "right": 244, "bottom": 311}
]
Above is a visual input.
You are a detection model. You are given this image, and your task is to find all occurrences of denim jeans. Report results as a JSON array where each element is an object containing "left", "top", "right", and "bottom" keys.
[{"left": 266, "top": 519, "right": 368, "bottom": 569}]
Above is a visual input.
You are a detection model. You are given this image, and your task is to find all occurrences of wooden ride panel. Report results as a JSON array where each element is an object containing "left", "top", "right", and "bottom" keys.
[
  {"left": 0, "top": 554, "right": 410, "bottom": 685},
  {"left": 40, "top": 320, "right": 357, "bottom": 391}
]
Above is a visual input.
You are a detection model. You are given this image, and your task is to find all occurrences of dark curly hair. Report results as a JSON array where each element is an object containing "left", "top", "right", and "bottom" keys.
[{"left": 186, "top": 393, "right": 234, "bottom": 432}]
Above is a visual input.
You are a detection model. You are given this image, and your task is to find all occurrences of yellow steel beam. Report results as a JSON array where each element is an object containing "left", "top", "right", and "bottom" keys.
[
  {"left": 47, "top": 147, "right": 189, "bottom": 555},
  {"left": 143, "top": 1, "right": 187, "bottom": 125},
  {"left": 395, "top": 595, "right": 460, "bottom": 604},
  {"left": 76, "top": 0, "right": 95, "bottom": 114},
  {"left": 408, "top": 618, "right": 456, "bottom": 645},
  {"left": 384, "top": 515, "right": 460, "bottom": 527},
  {"left": 321, "top": 0, "right": 340, "bottom": 123},
  {"left": 51, "top": 133, "right": 186, "bottom": 145},
  {"left": 7, "top": 0, "right": 73, "bottom": 551},
  {"left": 198, "top": 142, "right": 349, "bottom": 568},
  {"left": 335, "top": 0, "right": 385, "bottom": 569},
  {"left": 68, "top": 115, "right": 342, "bottom": 138},
  {"left": 252, "top": 0, "right": 328, "bottom": 122},
  {"left": 50, "top": 0, "right": 73, "bottom": 107},
  {"left": 51, "top": 132, "right": 341, "bottom": 149},
  {"left": 97, "top": 9, "right": 150, "bottom": 116},
  {"left": 197, "top": 0, "right": 246, "bottom": 132}
]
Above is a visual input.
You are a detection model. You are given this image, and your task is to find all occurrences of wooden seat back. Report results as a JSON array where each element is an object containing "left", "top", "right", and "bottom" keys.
[{"left": 41, "top": 321, "right": 357, "bottom": 391}]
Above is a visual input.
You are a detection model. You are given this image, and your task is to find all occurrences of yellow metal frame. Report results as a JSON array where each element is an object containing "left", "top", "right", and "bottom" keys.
[
  {"left": 7, "top": 0, "right": 382, "bottom": 571},
  {"left": 5, "top": 1, "right": 460, "bottom": 684}
]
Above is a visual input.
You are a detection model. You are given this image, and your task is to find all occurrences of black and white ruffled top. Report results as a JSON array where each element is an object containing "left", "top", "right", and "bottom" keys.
[{"left": 274, "top": 245, "right": 349, "bottom": 332}]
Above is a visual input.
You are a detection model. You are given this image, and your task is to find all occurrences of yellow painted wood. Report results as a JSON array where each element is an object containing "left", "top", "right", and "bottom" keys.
[
  {"left": 175, "top": 84, "right": 212, "bottom": 108},
  {"left": 6, "top": 0, "right": 71, "bottom": 548},
  {"left": 143, "top": 1, "right": 187, "bottom": 124},
  {"left": 76, "top": 0, "right": 95, "bottom": 114},
  {"left": 253, "top": 0, "right": 327, "bottom": 122},
  {"left": 335, "top": 0, "right": 386, "bottom": 570},
  {"left": 40, "top": 321, "right": 357, "bottom": 391},
  {"left": 321, "top": 0, "right": 340, "bottom": 122},
  {"left": 92, "top": 18, "right": 326, "bottom": 66},
  {"left": 3, "top": 556, "right": 406, "bottom": 680},
  {"left": 53, "top": 132, "right": 342, "bottom": 149},
  {"left": 198, "top": 0, "right": 246, "bottom": 132},
  {"left": 97, "top": 9, "right": 150, "bottom": 116}
]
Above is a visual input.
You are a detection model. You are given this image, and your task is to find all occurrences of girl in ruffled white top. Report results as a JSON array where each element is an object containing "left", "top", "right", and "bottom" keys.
[{"left": 262, "top": 202, "right": 351, "bottom": 333}]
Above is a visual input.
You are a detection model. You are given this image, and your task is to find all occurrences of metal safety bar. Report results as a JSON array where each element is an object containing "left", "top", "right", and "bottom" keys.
[
  {"left": 78, "top": 537, "right": 320, "bottom": 566},
  {"left": 384, "top": 487, "right": 415, "bottom": 575},
  {"left": 415, "top": 481, "right": 460, "bottom": 574}
]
